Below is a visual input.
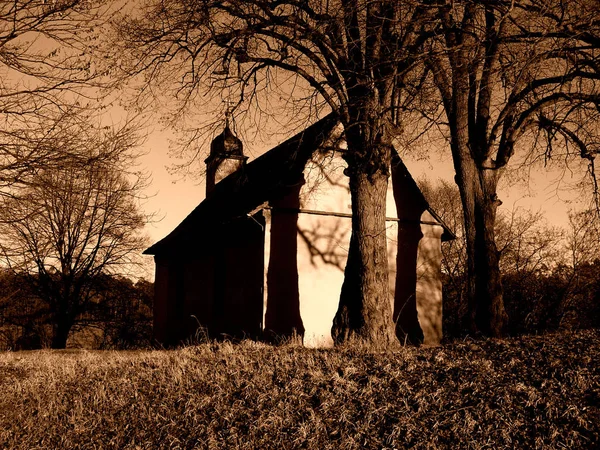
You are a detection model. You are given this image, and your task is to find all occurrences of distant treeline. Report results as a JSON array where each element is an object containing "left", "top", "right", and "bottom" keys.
[
  {"left": 443, "top": 260, "right": 600, "bottom": 339},
  {"left": 420, "top": 178, "right": 600, "bottom": 340},
  {"left": 0, "top": 272, "right": 153, "bottom": 350}
]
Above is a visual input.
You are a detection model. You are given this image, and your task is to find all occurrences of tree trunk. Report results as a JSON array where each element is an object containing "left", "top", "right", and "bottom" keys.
[
  {"left": 332, "top": 159, "right": 397, "bottom": 348},
  {"left": 445, "top": 56, "right": 509, "bottom": 337},
  {"left": 51, "top": 307, "right": 74, "bottom": 349},
  {"left": 472, "top": 188, "right": 507, "bottom": 337},
  {"left": 456, "top": 157, "right": 508, "bottom": 337},
  {"left": 51, "top": 319, "right": 72, "bottom": 349}
]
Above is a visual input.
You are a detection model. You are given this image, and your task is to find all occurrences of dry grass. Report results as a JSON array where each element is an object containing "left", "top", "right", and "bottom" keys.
[{"left": 1, "top": 330, "right": 598, "bottom": 449}]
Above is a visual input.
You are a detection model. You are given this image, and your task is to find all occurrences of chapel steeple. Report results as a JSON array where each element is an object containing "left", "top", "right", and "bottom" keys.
[{"left": 205, "top": 117, "right": 247, "bottom": 196}]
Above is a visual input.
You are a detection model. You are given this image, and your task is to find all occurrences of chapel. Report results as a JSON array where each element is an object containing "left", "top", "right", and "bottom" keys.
[{"left": 145, "top": 114, "right": 454, "bottom": 347}]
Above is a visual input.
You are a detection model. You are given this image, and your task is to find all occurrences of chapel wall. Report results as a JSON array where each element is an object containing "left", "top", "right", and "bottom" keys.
[
  {"left": 295, "top": 213, "right": 350, "bottom": 347},
  {"left": 152, "top": 258, "right": 171, "bottom": 344}
]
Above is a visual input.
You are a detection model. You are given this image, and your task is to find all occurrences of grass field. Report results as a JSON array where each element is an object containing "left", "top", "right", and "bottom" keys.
[{"left": 1, "top": 330, "right": 598, "bottom": 449}]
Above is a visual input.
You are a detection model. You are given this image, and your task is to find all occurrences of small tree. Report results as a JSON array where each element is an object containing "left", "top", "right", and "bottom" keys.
[{"left": 0, "top": 120, "right": 149, "bottom": 349}]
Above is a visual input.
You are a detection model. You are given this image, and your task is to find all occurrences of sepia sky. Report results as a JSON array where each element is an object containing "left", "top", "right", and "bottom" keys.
[{"left": 139, "top": 121, "right": 584, "bottom": 267}]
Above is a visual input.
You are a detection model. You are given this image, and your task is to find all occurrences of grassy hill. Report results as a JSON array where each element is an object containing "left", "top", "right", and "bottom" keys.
[{"left": 1, "top": 330, "right": 598, "bottom": 449}]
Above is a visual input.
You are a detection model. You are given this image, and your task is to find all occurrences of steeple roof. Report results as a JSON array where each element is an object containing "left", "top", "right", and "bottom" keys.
[{"left": 209, "top": 124, "right": 244, "bottom": 158}]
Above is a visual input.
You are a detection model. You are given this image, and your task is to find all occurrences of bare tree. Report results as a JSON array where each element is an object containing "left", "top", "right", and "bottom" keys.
[
  {"left": 564, "top": 209, "right": 600, "bottom": 270},
  {"left": 425, "top": 0, "right": 600, "bottom": 336},
  {"left": 0, "top": 119, "right": 149, "bottom": 349},
  {"left": 554, "top": 209, "right": 600, "bottom": 329},
  {"left": 496, "top": 207, "right": 563, "bottom": 278}
]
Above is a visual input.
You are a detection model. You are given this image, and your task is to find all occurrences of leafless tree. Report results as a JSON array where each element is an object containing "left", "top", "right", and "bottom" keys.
[
  {"left": 551, "top": 209, "right": 600, "bottom": 328},
  {"left": 0, "top": 119, "right": 149, "bottom": 349},
  {"left": 425, "top": 0, "right": 600, "bottom": 336},
  {"left": 496, "top": 207, "right": 563, "bottom": 278},
  {"left": 564, "top": 209, "right": 600, "bottom": 270}
]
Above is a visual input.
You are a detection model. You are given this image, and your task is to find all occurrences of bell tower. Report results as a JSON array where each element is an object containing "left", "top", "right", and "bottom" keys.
[{"left": 205, "top": 119, "right": 247, "bottom": 196}]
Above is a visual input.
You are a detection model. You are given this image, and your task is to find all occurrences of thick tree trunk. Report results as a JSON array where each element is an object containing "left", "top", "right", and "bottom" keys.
[
  {"left": 455, "top": 156, "right": 508, "bottom": 337},
  {"left": 445, "top": 56, "right": 509, "bottom": 337},
  {"left": 472, "top": 191, "right": 506, "bottom": 336},
  {"left": 51, "top": 316, "right": 72, "bottom": 349},
  {"left": 332, "top": 159, "right": 397, "bottom": 348},
  {"left": 50, "top": 295, "right": 76, "bottom": 349}
]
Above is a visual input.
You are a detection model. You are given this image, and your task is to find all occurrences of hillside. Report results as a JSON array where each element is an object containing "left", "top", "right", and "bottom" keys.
[{"left": 1, "top": 330, "right": 598, "bottom": 449}]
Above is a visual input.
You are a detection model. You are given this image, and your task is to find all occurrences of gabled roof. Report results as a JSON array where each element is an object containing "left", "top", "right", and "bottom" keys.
[
  {"left": 145, "top": 114, "right": 338, "bottom": 255},
  {"left": 145, "top": 114, "right": 454, "bottom": 256}
]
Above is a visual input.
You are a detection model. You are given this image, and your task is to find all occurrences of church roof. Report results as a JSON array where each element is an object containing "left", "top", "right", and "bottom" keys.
[
  {"left": 145, "top": 114, "right": 454, "bottom": 256},
  {"left": 145, "top": 114, "right": 339, "bottom": 255}
]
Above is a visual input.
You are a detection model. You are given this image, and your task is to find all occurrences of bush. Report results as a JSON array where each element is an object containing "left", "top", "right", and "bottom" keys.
[{"left": 443, "top": 262, "right": 600, "bottom": 340}]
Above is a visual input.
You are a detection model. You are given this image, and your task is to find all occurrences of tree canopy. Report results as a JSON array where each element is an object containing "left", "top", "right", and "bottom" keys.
[{"left": 0, "top": 0, "right": 118, "bottom": 193}]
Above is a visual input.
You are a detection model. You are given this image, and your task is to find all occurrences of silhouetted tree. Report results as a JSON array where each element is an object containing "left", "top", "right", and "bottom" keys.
[
  {"left": 0, "top": 270, "right": 48, "bottom": 349},
  {"left": 0, "top": 1, "right": 118, "bottom": 194},
  {"left": 0, "top": 271, "right": 154, "bottom": 350},
  {"left": 426, "top": 0, "right": 600, "bottom": 336},
  {"left": 0, "top": 119, "right": 149, "bottom": 349},
  {"left": 81, "top": 276, "right": 153, "bottom": 349}
]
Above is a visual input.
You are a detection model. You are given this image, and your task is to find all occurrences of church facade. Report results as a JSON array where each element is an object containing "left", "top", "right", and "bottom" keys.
[{"left": 145, "top": 114, "right": 454, "bottom": 347}]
